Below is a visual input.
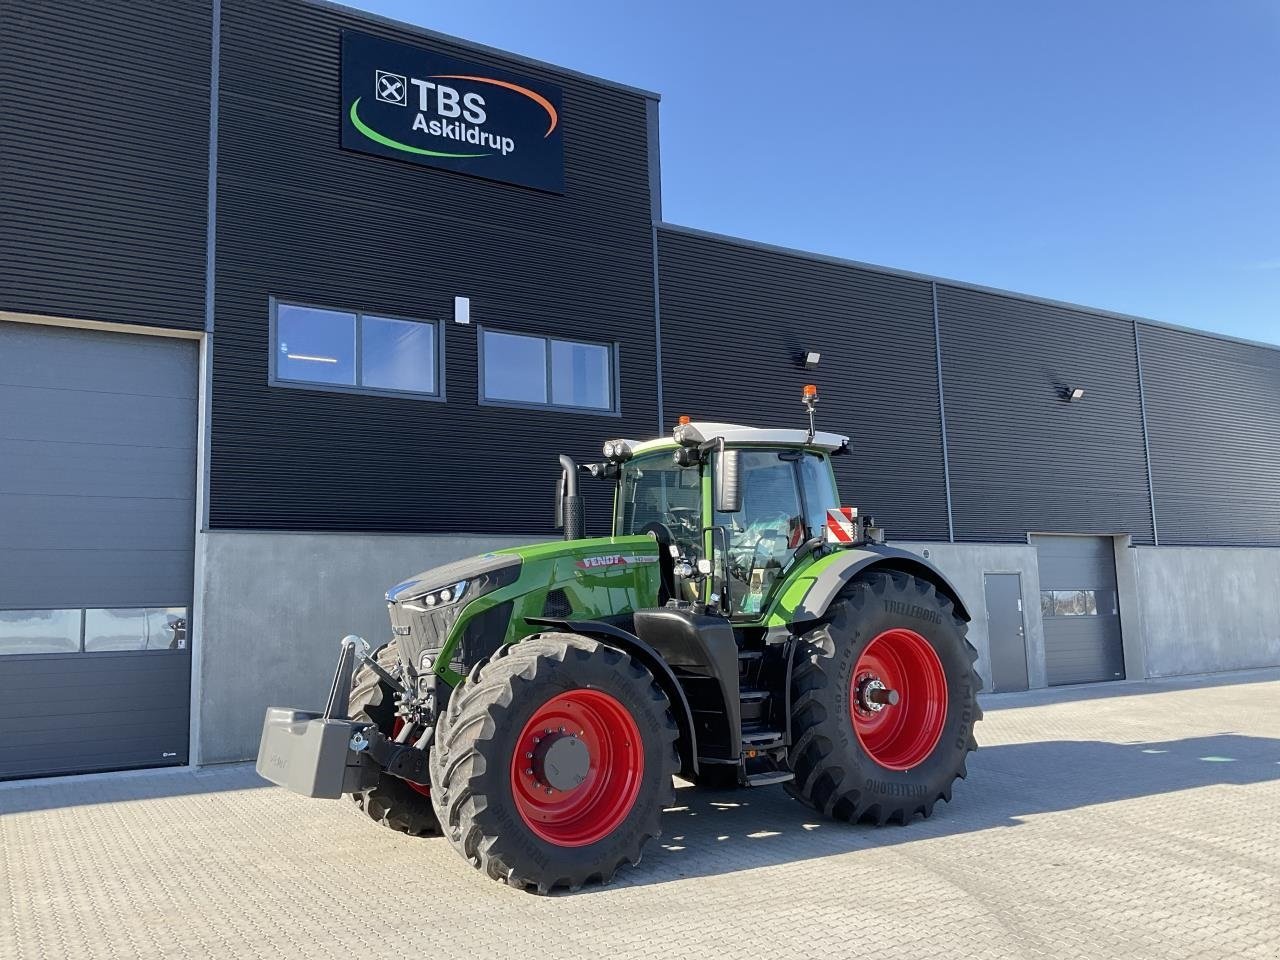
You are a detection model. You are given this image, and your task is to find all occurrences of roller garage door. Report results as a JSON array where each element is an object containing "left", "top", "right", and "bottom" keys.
[
  {"left": 0, "top": 321, "right": 197, "bottom": 779},
  {"left": 1032, "top": 534, "right": 1126, "bottom": 686}
]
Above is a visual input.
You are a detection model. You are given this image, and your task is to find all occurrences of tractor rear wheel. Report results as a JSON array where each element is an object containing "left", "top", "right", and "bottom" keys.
[
  {"left": 787, "top": 570, "right": 981, "bottom": 825},
  {"left": 348, "top": 643, "right": 441, "bottom": 837},
  {"left": 431, "top": 633, "right": 679, "bottom": 893}
]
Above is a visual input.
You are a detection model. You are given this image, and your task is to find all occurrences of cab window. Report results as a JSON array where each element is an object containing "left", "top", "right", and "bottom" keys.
[
  {"left": 714, "top": 451, "right": 806, "bottom": 615},
  {"left": 614, "top": 453, "right": 702, "bottom": 556},
  {"left": 798, "top": 452, "right": 840, "bottom": 535}
]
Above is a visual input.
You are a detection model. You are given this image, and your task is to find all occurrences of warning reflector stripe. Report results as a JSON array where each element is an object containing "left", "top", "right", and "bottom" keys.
[{"left": 826, "top": 507, "right": 859, "bottom": 544}]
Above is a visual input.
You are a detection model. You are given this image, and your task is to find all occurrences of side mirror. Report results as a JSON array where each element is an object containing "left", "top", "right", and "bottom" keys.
[{"left": 713, "top": 447, "right": 742, "bottom": 513}]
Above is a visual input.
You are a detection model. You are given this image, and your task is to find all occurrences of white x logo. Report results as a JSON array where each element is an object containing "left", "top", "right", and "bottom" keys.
[{"left": 375, "top": 70, "right": 407, "bottom": 106}]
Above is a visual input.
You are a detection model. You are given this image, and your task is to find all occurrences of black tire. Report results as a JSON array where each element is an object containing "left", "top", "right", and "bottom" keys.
[
  {"left": 348, "top": 643, "right": 442, "bottom": 837},
  {"left": 430, "top": 633, "right": 679, "bottom": 893},
  {"left": 786, "top": 571, "right": 982, "bottom": 825}
]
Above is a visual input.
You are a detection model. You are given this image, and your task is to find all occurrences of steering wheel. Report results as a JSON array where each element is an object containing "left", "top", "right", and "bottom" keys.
[
  {"left": 666, "top": 506, "right": 700, "bottom": 539},
  {"left": 638, "top": 521, "right": 675, "bottom": 548}
]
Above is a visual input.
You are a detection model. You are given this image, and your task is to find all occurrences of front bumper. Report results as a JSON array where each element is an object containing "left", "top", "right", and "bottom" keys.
[{"left": 255, "top": 708, "right": 378, "bottom": 799}]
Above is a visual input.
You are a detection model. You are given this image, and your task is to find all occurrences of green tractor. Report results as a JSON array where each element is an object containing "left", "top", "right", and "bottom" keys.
[{"left": 257, "top": 387, "right": 982, "bottom": 892}]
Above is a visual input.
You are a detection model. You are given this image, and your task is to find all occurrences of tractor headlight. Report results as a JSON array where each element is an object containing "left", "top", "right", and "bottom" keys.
[
  {"left": 404, "top": 580, "right": 469, "bottom": 612},
  {"left": 603, "top": 440, "right": 616, "bottom": 458}
]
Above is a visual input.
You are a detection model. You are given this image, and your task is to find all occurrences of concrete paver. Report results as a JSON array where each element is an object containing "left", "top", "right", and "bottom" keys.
[{"left": 2, "top": 669, "right": 1279, "bottom": 960}]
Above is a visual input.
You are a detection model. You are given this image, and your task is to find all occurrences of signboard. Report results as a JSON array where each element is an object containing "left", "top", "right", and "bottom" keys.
[{"left": 340, "top": 30, "right": 565, "bottom": 193}]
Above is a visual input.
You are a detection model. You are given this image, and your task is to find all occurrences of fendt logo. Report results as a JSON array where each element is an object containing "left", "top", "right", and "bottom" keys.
[
  {"left": 341, "top": 31, "right": 564, "bottom": 193},
  {"left": 576, "top": 555, "right": 629, "bottom": 571}
]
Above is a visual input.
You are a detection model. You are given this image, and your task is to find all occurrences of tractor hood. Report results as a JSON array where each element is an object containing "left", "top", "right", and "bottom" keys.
[
  {"left": 384, "top": 551, "right": 522, "bottom": 604},
  {"left": 385, "top": 536, "right": 664, "bottom": 681}
]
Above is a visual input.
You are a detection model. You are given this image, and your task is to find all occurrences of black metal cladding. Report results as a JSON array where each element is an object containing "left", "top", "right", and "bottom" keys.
[
  {"left": 936, "top": 285, "right": 1155, "bottom": 544},
  {"left": 656, "top": 227, "right": 951, "bottom": 541},
  {"left": 1138, "top": 325, "right": 1280, "bottom": 546},
  {"left": 209, "top": 0, "right": 658, "bottom": 533},
  {"left": 0, "top": 1, "right": 210, "bottom": 330}
]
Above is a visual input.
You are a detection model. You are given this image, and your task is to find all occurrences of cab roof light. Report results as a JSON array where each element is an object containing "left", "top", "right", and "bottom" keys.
[{"left": 602, "top": 438, "right": 634, "bottom": 462}]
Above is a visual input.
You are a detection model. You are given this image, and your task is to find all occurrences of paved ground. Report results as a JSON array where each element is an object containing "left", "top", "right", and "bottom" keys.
[{"left": 2, "top": 670, "right": 1279, "bottom": 960}]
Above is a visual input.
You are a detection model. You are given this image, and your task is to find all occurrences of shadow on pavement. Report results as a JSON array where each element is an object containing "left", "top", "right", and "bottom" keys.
[
  {"left": 0, "top": 762, "right": 265, "bottom": 815},
  {"left": 981, "top": 667, "right": 1280, "bottom": 711},
  {"left": 599, "top": 733, "right": 1280, "bottom": 893}
]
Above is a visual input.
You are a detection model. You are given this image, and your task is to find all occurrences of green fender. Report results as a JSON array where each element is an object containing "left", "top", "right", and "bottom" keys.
[{"left": 766, "top": 545, "right": 971, "bottom": 626}]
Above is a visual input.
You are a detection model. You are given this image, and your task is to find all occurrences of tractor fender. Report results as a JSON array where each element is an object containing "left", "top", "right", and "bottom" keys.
[
  {"left": 792, "top": 545, "right": 971, "bottom": 623},
  {"left": 524, "top": 617, "right": 700, "bottom": 776}
]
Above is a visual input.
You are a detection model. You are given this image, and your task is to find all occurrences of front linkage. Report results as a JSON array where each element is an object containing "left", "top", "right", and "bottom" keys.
[{"left": 257, "top": 635, "right": 435, "bottom": 798}]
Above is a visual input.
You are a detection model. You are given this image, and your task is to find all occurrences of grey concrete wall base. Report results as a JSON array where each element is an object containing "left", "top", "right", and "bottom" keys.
[
  {"left": 1134, "top": 546, "right": 1280, "bottom": 677},
  {"left": 893, "top": 542, "right": 1047, "bottom": 690},
  {"left": 1112, "top": 535, "right": 1147, "bottom": 682},
  {"left": 194, "top": 530, "right": 545, "bottom": 764}
]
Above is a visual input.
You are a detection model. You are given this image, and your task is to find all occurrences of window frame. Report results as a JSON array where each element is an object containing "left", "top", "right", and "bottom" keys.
[
  {"left": 477, "top": 324, "right": 621, "bottom": 416},
  {"left": 268, "top": 297, "right": 446, "bottom": 402}
]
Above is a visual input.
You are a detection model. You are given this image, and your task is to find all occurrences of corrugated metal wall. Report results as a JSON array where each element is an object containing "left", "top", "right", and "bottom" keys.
[
  {"left": 2, "top": 0, "right": 1275, "bottom": 550},
  {"left": 656, "top": 228, "right": 951, "bottom": 541},
  {"left": 0, "top": 1, "right": 210, "bottom": 330},
  {"left": 936, "top": 285, "right": 1155, "bottom": 544},
  {"left": 1139, "top": 325, "right": 1280, "bottom": 545},
  {"left": 208, "top": 0, "right": 659, "bottom": 534}
]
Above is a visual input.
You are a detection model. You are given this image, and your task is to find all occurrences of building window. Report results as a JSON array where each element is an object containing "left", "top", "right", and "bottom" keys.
[
  {"left": 0, "top": 609, "right": 82, "bottom": 655},
  {"left": 1039, "top": 590, "right": 1117, "bottom": 618},
  {"left": 271, "top": 300, "right": 443, "bottom": 399},
  {"left": 0, "top": 608, "right": 188, "bottom": 655},
  {"left": 479, "top": 326, "right": 616, "bottom": 413},
  {"left": 84, "top": 608, "right": 188, "bottom": 652}
]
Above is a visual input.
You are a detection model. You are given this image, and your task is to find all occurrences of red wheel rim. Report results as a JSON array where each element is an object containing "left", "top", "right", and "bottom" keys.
[
  {"left": 510, "top": 688, "right": 644, "bottom": 847},
  {"left": 391, "top": 719, "right": 432, "bottom": 798},
  {"left": 850, "top": 628, "right": 948, "bottom": 771}
]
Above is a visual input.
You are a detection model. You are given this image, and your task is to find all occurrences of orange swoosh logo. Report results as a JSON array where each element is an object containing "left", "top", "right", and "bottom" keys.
[{"left": 430, "top": 75, "right": 559, "bottom": 137}]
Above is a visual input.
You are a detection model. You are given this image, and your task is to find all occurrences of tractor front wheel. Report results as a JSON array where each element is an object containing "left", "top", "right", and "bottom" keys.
[
  {"left": 787, "top": 571, "right": 982, "bottom": 825},
  {"left": 430, "top": 633, "right": 678, "bottom": 893}
]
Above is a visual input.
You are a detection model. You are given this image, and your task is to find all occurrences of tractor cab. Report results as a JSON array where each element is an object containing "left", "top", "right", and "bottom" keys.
[{"left": 603, "top": 421, "right": 850, "bottom": 619}]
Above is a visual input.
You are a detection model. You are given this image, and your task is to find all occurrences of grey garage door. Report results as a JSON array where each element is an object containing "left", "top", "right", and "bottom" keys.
[
  {"left": 1032, "top": 534, "right": 1125, "bottom": 686},
  {"left": 0, "top": 321, "right": 197, "bottom": 779}
]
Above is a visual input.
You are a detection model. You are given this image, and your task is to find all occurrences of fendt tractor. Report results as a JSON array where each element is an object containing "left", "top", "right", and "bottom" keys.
[{"left": 258, "top": 386, "right": 982, "bottom": 892}]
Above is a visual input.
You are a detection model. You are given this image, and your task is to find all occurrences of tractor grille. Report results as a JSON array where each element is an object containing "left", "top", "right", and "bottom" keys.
[{"left": 542, "top": 588, "right": 572, "bottom": 619}]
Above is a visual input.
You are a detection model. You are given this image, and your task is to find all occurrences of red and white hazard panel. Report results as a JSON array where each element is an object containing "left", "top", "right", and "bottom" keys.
[{"left": 825, "top": 507, "right": 859, "bottom": 545}]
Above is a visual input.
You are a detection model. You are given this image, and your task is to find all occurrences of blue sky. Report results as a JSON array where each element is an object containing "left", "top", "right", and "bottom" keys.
[{"left": 354, "top": 1, "right": 1279, "bottom": 345}]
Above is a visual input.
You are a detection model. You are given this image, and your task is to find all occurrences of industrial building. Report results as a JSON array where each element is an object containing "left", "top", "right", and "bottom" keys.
[{"left": 1, "top": 0, "right": 1277, "bottom": 779}]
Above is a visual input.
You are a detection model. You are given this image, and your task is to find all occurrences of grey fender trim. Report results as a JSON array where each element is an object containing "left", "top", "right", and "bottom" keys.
[
  {"left": 524, "top": 617, "right": 699, "bottom": 775},
  {"left": 794, "top": 546, "right": 971, "bottom": 622}
]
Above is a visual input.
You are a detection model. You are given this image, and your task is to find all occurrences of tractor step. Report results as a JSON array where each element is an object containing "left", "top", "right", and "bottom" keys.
[
  {"left": 741, "top": 729, "right": 786, "bottom": 751},
  {"left": 744, "top": 770, "right": 795, "bottom": 787},
  {"left": 739, "top": 687, "right": 769, "bottom": 702},
  {"left": 737, "top": 649, "right": 763, "bottom": 661}
]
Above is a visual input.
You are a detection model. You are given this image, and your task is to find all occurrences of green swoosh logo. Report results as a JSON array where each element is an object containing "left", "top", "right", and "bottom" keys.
[{"left": 349, "top": 98, "right": 489, "bottom": 158}]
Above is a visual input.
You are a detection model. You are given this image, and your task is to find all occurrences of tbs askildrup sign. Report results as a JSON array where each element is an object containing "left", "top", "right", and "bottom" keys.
[{"left": 340, "top": 30, "right": 564, "bottom": 193}]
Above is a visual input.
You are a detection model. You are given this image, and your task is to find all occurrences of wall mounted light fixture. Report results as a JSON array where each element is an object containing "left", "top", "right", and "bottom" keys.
[
  {"left": 1062, "top": 386, "right": 1085, "bottom": 402},
  {"left": 799, "top": 350, "right": 821, "bottom": 370}
]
